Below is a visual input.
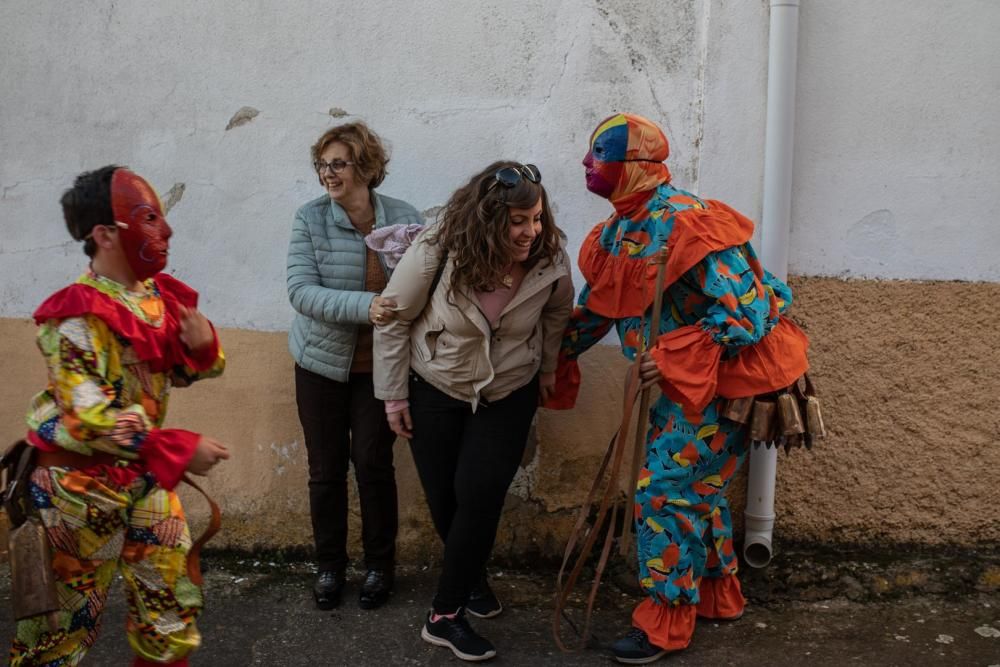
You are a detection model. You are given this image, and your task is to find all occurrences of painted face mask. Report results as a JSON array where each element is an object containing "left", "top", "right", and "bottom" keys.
[
  {"left": 111, "top": 169, "right": 172, "bottom": 280},
  {"left": 583, "top": 113, "right": 672, "bottom": 213}
]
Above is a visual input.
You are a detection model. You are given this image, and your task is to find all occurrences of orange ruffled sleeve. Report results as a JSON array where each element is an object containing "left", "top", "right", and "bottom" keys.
[
  {"left": 650, "top": 316, "right": 810, "bottom": 414},
  {"left": 650, "top": 326, "right": 723, "bottom": 413}
]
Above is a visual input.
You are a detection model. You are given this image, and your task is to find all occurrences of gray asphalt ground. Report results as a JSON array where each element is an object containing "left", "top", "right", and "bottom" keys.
[{"left": 2, "top": 551, "right": 999, "bottom": 666}]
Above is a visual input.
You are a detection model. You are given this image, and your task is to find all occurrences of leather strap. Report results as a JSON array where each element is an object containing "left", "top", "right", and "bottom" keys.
[
  {"left": 552, "top": 247, "right": 669, "bottom": 653},
  {"left": 620, "top": 247, "right": 668, "bottom": 559},
  {"left": 552, "top": 361, "right": 641, "bottom": 651},
  {"left": 181, "top": 474, "right": 222, "bottom": 586},
  {"left": 2, "top": 440, "right": 34, "bottom": 527}
]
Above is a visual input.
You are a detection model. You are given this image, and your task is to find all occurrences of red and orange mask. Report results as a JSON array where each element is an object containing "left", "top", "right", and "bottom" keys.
[
  {"left": 111, "top": 169, "right": 172, "bottom": 280},
  {"left": 583, "top": 113, "right": 673, "bottom": 214}
]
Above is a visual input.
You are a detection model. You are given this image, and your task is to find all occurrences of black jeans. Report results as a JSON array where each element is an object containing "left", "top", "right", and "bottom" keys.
[
  {"left": 407, "top": 373, "right": 539, "bottom": 614},
  {"left": 295, "top": 365, "right": 398, "bottom": 572}
]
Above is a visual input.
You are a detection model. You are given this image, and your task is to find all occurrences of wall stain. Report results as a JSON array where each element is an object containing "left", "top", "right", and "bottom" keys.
[
  {"left": 226, "top": 107, "right": 260, "bottom": 131},
  {"left": 163, "top": 183, "right": 186, "bottom": 214},
  {"left": 846, "top": 209, "right": 897, "bottom": 260}
]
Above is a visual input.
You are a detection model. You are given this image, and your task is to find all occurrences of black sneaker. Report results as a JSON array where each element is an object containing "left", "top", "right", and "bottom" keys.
[
  {"left": 421, "top": 610, "right": 497, "bottom": 662},
  {"left": 312, "top": 570, "right": 345, "bottom": 610},
  {"left": 359, "top": 569, "right": 394, "bottom": 610},
  {"left": 610, "top": 627, "right": 668, "bottom": 664},
  {"left": 466, "top": 577, "right": 502, "bottom": 619}
]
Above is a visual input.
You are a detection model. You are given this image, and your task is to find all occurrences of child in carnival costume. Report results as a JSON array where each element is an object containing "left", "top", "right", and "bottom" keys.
[
  {"left": 549, "top": 114, "right": 810, "bottom": 663},
  {"left": 10, "top": 166, "right": 230, "bottom": 667}
]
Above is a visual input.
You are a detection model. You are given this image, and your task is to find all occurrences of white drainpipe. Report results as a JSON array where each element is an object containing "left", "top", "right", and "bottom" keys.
[{"left": 743, "top": 0, "right": 801, "bottom": 569}]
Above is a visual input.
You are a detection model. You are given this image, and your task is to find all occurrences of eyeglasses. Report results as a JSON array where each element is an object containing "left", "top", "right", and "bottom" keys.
[
  {"left": 314, "top": 159, "right": 355, "bottom": 174},
  {"left": 492, "top": 163, "right": 541, "bottom": 189}
]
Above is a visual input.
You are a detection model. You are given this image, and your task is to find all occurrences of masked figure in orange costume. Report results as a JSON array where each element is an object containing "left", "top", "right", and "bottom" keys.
[{"left": 551, "top": 114, "right": 809, "bottom": 663}]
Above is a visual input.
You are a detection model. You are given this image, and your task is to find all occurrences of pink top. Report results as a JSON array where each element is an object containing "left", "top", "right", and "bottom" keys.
[
  {"left": 384, "top": 264, "right": 527, "bottom": 414},
  {"left": 473, "top": 263, "right": 526, "bottom": 326}
]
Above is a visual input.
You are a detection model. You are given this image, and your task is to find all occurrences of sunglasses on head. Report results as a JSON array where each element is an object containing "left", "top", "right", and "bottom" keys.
[{"left": 492, "top": 163, "right": 541, "bottom": 190}]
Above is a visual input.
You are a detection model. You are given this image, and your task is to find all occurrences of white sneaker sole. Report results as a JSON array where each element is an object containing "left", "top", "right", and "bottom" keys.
[
  {"left": 466, "top": 601, "right": 503, "bottom": 619},
  {"left": 614, "top": 649, "right": 668, "bottom": 664},
  {"left": 421, "top": 625, "right": 497, "bottom": 662}
]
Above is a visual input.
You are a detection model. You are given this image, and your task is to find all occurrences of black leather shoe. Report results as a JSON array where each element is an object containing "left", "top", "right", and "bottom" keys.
[
  {"left": 359, "top": 569, "right": 394, "bottom": 609},
  {"left": 313, "top": 570, "right": 345, "bottom": 610}
]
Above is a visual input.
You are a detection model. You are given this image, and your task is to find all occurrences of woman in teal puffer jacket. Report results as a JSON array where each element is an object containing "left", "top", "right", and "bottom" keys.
[{"left": 287, "top": 121, "right": 422, "bottom": 612}]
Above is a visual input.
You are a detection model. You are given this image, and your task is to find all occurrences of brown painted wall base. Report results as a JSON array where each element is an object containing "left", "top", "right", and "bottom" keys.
[{"left": 2, "top": 276, "right": 998, "bottom": 562}]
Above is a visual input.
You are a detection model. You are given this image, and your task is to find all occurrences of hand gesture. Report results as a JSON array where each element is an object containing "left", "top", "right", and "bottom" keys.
[
  {"left": 187, "top": 436, "right": 230, "bottom": 475},
  {"left": 539, "top": 371, "right": 556, "bottom": 405},
  {"left": 387, "top": 407, "right": 413, "bottom": 439},
  {"left": 369, "top": 295, "right": 398, "bottom": 326},
  {"left": 626, "top": 352, "right": 662, "bottom": 391},
  {"left": 178, "top": 305, "right": 214, "bottom": 351}
]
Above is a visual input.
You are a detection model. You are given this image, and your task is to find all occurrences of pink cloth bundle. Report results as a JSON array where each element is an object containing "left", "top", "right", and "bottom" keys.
[{"left": 365, "top": 223, "right": 424, "bottom": 269}]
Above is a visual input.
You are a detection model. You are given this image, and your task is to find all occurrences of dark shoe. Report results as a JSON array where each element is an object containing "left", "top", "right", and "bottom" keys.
[
  {"left": 610, "top": 627, "right": 668, "bottom": 664},
  {"left": 466, "top": 577, "right": 502, "bottom": 619},
  {"left": 359, "top": 569, "right": 394, "bottom": 610},
  {"left": 312, "top": 570, "right": 345, "bottom": 610},
  {"left": 421, "top": 610, "right": 497, "bottom": 662}
]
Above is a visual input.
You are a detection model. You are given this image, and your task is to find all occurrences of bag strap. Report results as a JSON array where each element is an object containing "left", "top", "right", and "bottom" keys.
[
  {"left": 428, "top": 249, "right": 448, "bottom": 299},
  {"left": 2, "top": 440, "right": 34, "bottom": 528}
]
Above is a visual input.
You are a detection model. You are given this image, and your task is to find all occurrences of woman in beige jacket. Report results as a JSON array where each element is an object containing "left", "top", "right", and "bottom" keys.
[{"left": 373, "top": 161, "right": 573, "bottom": 661}]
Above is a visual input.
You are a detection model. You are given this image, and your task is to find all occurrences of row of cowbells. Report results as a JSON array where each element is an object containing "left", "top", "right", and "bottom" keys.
[{"left": 721, "top": 374, "right": 826, "bottom": 453}]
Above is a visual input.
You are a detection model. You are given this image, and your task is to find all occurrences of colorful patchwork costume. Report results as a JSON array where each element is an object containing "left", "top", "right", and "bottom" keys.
[
  {"left": 10, "top": 170, "right": 225, "bottom": 667},
  {"left": 552, "top": 114, "right": 809, "bottom": 653}
]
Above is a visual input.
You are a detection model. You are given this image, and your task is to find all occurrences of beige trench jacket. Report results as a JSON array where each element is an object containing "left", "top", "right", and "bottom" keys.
[{"left": 373, "top": 228, "right": 574, "bottom": 410}]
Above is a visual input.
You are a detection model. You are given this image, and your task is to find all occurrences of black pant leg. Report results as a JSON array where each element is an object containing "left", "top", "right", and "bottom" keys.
[
  {"left": 432, "top": 379, "right": 540, "bottom": 613},
  {"left": 406, "top": 375, "right": 466, "bottom": 545},
  {"left": 295, "top": 364, "right": 352, "bottom": 572},
  {"left": 348, "top": 372, "right": 399, "bottom": 571}
]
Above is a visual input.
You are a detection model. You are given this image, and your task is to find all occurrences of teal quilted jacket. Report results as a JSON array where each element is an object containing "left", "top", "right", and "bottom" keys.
[{"left": 287, "top": 191, "right": 422, "bottom": 381}]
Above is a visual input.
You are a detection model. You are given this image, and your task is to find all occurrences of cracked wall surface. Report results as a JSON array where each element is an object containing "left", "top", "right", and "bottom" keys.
[
  {"left": 0, "top": 0, "right": 708, "bottom": 328},
  {"left": 3, "top": 2, "right": 995, "bottom": 329}
]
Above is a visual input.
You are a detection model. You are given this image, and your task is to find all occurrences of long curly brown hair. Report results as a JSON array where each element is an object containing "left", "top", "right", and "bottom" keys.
[{"left": 428, "top": 161, "right": 562, "bottom": 293}]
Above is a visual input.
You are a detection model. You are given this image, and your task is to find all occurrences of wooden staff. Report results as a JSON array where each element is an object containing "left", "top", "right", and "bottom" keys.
[{"left": 620, "top": 246, "right": 669, "bottom": 560}]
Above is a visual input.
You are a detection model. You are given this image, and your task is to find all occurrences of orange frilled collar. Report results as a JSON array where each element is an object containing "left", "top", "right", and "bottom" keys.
[{"left": 579, "top": 185, "right": 755, "bottom": 319}]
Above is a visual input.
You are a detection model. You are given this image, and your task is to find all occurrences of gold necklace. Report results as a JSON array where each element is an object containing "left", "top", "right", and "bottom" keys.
[{"left": 501, "top": 273, "right": 513, "bottom": 288}]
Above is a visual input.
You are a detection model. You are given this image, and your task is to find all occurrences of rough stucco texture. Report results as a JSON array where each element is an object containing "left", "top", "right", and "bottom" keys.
[
  {"left": 774, "top": 277, "right": 1000, "bottom": 546},
  {"left": 1, "top": 277, "right": 997, "bottom": 560}
]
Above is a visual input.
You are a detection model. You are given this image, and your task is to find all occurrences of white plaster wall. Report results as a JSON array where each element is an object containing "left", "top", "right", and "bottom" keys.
[
  {"left": 789, "top": 0, "right": 1000, "bottom": 281},
  {"left": 0, "top": 0, "right": 708, "bottom": 329},
  {"left": 1, "top": 0, "right": 997, "bottom": 331}
]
